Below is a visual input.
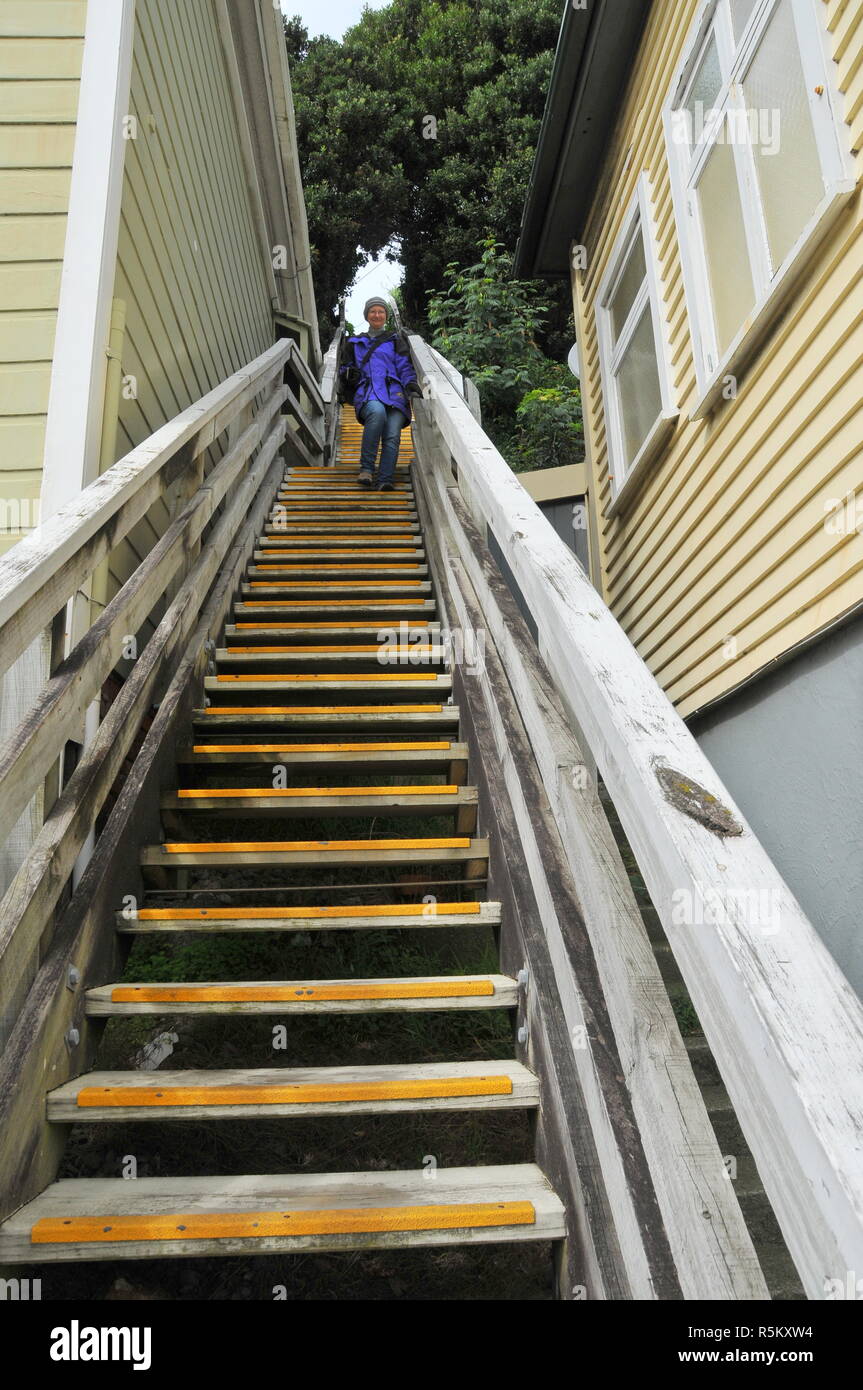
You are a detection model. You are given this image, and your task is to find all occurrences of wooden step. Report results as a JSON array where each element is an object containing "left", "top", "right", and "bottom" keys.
[
  {"left": 222, "top": 626, "right": 436, "bottom": 645},
  {"left": 86, "top": 973, "right": 518, "bottom": 1015},
  {"left": 192, "top": 705, "right": 460, "bottom": 730},
  {"left": 214, "top": 646, "right": 445, "bottom": 666},
  {"left": 116, "top": 899, "right": 501, "bottom": 933},
  {"left": 275, "top": 494, "right": 414, "bottom": 506},
  {"left": 141, "top": 835, "right": 489, "bottom": 871},
  {"left": 269, "top": 516, "right": 420, "bottom": 528},
  {"left": 203, "top": 672, "right": 451, "bottom": 695},
  {"left": 259, "top": 533, "right": 422, "bottom": 543},
  {"left": 240, "top": 583, "right": 432, "bottom": 600},
  {"left": 161, "top": 784, "right": 477, "bottom": 832},
  {"left": 0, "top": 1164, "right": 564, "bottom": 1262},
  {"left": 280, "top": 467, "right": 411, "bottom": 478},
  {"left": 246, "top": 566, "right": 429, "bottom": 582},
  {"left": 262, "top": 525, "right": 421, "bottom": 536},
  {"left": 277, "top": 488, "right": 414, "bottom": 499},
  {"left": 270, "top": 506, "right": 418, "bottom": 519},
  {"left": 48, "top": 1060, "right": 538, "bottom": 1121},
  {"left": 252, "top": 547, "right": 426, "bottom": 559},
  {"left": 231, "top": 601, "right": 437, "bottom": 620},
  {"left": 176, "top": 740, "right": 468, "bottom": 779}
]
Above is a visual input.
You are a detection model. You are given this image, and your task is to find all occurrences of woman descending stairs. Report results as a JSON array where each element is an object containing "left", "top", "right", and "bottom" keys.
[{"left": 0, "top": 412, "right": 565, "bottom": 1277}]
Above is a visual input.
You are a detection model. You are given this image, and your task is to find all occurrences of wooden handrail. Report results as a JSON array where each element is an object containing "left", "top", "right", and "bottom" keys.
[
  {"left": 0, "top": 431, "right": 287, "bottom": 1216},
  {"left": 0, "top": 339, "right": 294, "bottom": 681},
  {"left": 0, "top": 388, "right": 286, "bottom": 852},
  {"left": 321, "top": 328, "right": 345, "bottom": 467},
  {"left": 409, "top": 332, "right": 863, "bottom": 1297},
  {"left": 0, "top": 339, "right": 322, "bottom": 1056}
]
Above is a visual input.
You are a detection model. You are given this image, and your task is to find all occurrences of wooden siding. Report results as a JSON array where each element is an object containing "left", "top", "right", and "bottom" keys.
[
  {"left": 0, "top": 0, "right": 87, "bottom": 557},
  {"left": 573, "top": 0, "right": 863, "bottom": 717},
  {"left": 107, "top": 0, "right": 275, "bottom": 605}
]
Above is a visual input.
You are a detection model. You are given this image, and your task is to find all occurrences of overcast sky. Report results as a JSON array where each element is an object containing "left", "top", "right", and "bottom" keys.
[
  {"left": 281, "top": 0, "right": 403, "bottom": 327},
  {"left": 280, "top": 0, "right": 390, "bottom": 41}
]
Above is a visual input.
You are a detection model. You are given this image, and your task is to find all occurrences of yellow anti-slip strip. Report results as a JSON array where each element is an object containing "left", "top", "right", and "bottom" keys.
[
  {"left": 137, "top": 902, "right": 480, "bottom": 920},
  {"left": 233, "top": 622, "right": 430, "bottom": 629},
  {"left": 201, "top": 704, "right": 444, "bottom": 713},
  {"left": 76, "top": 1076, "right": 513, "bottom": 1108},
  {"left": 279, "top": 488, "right": 413, "bottom": 495},
  {"left": 258, "top": 549, "right": 419, "bottom": 555},
  {"left": 110, "top": 981, "right": 494, "bottom": 1003},
  {"left": 214, "top": 673, "right": 440, "bottom": 682},
  {"left": 225, "top": 645, "right": 434, "bottom": 653},
  {"left": 248, "top": 581, "right": 424, "bottom": 589},
  {"left": 176, "top": 785, "right": 459, "bottom": 799},
  {"left": 279, "top": 509, "right": 414, "bottom": 515},
  {"left": 254, "top": 565, "right": 420, "bottom": 572},
  {"left": 240, "top": 599, "right": 426, "bottom": 607},
  {"left": 160, "top": 837, "right": 471, "bottom": 853},
  {"left": 190, "top": 741, "right": 452, "bottom": 753},
  {"left": 280, "top": 499, "right": 413, "bottom": 505},
  {"left": 239, "top": 597, "right": 425, "bottom": 603},
  {"left": 31, "top": 1201, "right": 535, "bottom": 1245},
  {"left": 263, "top": 532, "right": 417, "bottom": 537}
]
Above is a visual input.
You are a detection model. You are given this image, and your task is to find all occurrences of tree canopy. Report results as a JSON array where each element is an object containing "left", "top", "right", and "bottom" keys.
[{"left": 285, "top": 0, "right": 565, "bottom": 337}]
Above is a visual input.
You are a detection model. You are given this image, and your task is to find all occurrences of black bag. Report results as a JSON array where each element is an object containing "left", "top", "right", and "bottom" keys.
[{"left": 338, "top": 331, "right": 397, "bottom": 404}]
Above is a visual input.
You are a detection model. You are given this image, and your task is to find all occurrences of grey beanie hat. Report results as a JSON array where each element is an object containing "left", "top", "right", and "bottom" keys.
[{"left": 363, "top": 296, "right": 389, "bottom": 319}]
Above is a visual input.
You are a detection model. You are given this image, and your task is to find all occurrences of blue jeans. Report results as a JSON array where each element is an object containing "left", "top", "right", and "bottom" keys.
[{"left": 358, "top": 400, "right": 407, "bottom": 483}]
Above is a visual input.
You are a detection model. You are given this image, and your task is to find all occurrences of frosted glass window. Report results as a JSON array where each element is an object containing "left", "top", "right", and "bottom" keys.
[
  {"left": 685, "top": 35, "right": 723, "bottom": 137},
  {"left": 616, "top": 304, "right": 664, "bottom": 467},
  {"left": 666, "top": 0, "right": 850, "bottom": 394},
  {"left": 609, "top": 234, "right": 647, "bottom": 343},
  {"left": 730, "top": 0, "right": 759, "bottom": 42},
  {"left": 743, "top": 0, "right": 823, "bottom": 269},
  {"left": 698, "top": 135, "right": 756, "bottom": 355}
]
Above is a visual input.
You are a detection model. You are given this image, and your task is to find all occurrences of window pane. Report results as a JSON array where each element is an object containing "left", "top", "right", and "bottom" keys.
[
  {"left": 615, "top": 303, "right": 663, "bottom": 469},
  {"left": 697, "top": 134, "right": 756, "bottom": 355},
  {"left": 730, "top": 0, "right": 758, "bottom": 43},
  {"left": 743, "top": 0, "right": 823, "bottom": 270},
  {"left": 609, "top": 231, "right": 647, "bottom": 343},
  {"left": 685, "top": 33, "right": 723, "bottom": 140}
]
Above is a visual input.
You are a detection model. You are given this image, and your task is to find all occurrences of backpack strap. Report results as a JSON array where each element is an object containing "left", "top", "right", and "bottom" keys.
[{"left": 356, "top": 331, "right": 397, "bottom": 369}]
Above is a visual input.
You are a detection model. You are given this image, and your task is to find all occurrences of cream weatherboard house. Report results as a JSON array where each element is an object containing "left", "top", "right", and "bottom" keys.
[
  {"left": 0, "top": 0, "right": 318, "bottom": 894},
  {"left": 516, "top": 0, "right": 863, "bottom": 997}
]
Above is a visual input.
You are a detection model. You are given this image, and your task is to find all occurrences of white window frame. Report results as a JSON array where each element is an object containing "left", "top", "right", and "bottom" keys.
[
  {"left": 663, "top": 0, "right": 856, "bottom": 418},
  {"left": 595, "top": 174, "right": 678, "bottom": 515}
]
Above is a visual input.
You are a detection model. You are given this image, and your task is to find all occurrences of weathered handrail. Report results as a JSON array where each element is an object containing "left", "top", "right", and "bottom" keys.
[
  {"left": 320, "top": 328, "right": 345, "bottom": 467},
  {"left": 409, "top": 332, "right": 863, "bottom": 1298},
  {"left": 0, "top": 339, "right": 322, "bottom": 1057},
  {"left": 0, "top": 415, "right": 289, "bottom": 1218},
  {"left": 0, "top": 339, "right": 301, "bottom": 681}
]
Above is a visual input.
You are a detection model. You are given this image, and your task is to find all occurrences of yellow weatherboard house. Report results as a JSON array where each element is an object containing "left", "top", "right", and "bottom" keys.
[
  {"left": 516, "top": 0, "right": 863, "bottom": 997},
  {"left": 0, "top": 0, "right": 318, "bottom": 887}
]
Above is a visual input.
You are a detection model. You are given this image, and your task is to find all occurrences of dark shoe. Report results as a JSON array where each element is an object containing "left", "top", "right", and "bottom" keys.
[
  {"left": 377, "top": 480, "right": 395, "bottom": 491},
  {"left": 357, "top": 470, "right": 374, "bottom": 487}
]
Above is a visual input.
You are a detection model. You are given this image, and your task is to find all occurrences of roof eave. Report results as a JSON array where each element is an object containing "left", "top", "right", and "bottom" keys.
[{"left": 514, "top": 0, "right": 652, "bottom": 280}]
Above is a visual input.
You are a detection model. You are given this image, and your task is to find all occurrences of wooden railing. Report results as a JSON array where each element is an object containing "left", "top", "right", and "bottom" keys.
[
  {"left": 408, "top": 332, "right": 863, "bottom": 1300},
  {"left": 320, "top": 327, "right": 345, "bottom": 466},
  {"left": 0, "top": 339, "right": 324, "bottom": 1220}
]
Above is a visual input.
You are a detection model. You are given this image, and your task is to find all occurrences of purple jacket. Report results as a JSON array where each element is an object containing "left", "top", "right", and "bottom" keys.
[{"left": 340, "top": 331, "right": 421, "bottom": 425}]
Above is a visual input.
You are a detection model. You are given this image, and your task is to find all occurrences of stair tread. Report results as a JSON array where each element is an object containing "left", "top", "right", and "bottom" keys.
[
  {"left": 86, "top": 973, "right": 518, "bottom": 1013},
  {"left": 53, "top": 1058, "right": 536, "bottom": 1096},
  {"left": 178, "top": 740, "right": 465, "bottom": 762},
  {"left": 163, "top": 784, "right": 475, "bottom": 805},
  {"left": 116, "top": 900, "right": 501, "bottom": 932},
  {"left": 141, "top": 836, "right": 489, "bottom": 867},
  {"left": 0, "top": 1164, "right": 565, "bottom": 1262}
]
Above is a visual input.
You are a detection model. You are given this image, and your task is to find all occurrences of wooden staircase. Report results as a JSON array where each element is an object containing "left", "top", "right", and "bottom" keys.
[{"left": 0, "top": 409, "right": 565, "bottom": 1271}]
